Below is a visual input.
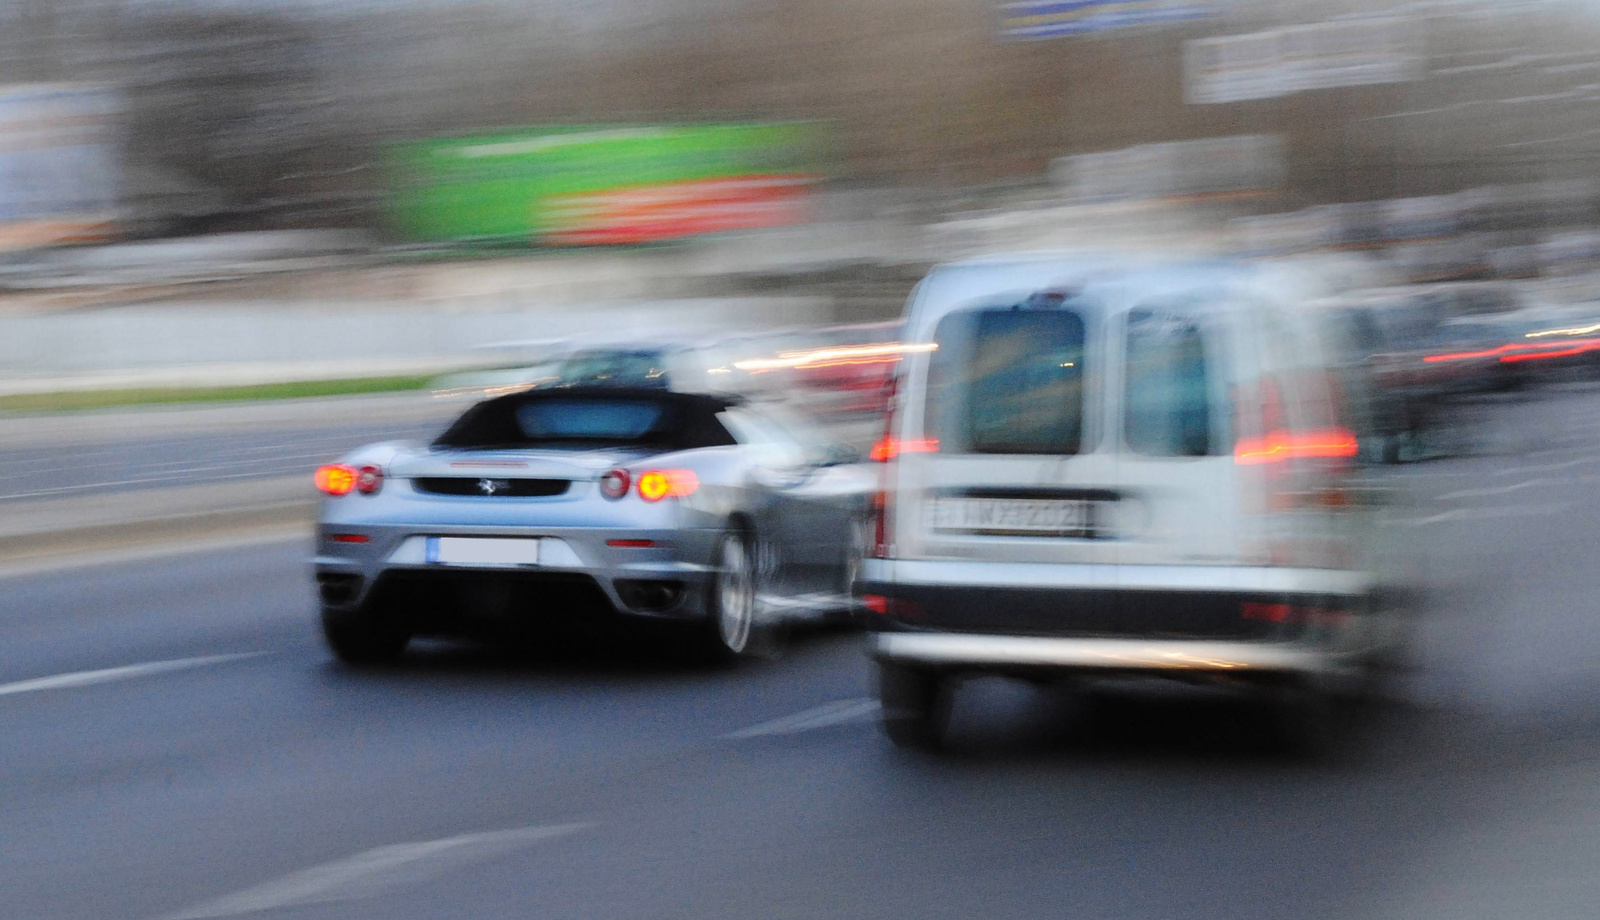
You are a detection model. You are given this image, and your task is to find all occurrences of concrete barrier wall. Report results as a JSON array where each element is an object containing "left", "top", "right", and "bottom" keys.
[{"left": 0, "top": 297, "right": 829, "bottom": 387}]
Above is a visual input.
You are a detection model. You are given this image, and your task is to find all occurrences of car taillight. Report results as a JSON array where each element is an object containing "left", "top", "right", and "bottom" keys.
[
  {"left": 315, "top": 464, "right": 356, "bottom": 496},
  {"left": 355, "top": 465, "right": 384, "bottom": 494},
  {"left": 599, "top": 468, "right": 630, "bottom": 500},
  {"left": 636, "top": 469, "right": 698, "bottom": 502},
  {"left": 316, "top": 463, "right": 382, "bottom": 496}
]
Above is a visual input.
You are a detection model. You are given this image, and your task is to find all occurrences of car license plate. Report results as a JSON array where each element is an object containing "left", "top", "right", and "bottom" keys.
[
  {"left": 426, "top": 537, "right": 540, "bottom": 566},
  {"left": 927, "top": 498, "right": 1097, "bottom": 537}
]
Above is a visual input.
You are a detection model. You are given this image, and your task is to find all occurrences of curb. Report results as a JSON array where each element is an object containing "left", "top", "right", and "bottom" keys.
[{"left": 0, "top": 501, "right": 315, "bottom": 569}]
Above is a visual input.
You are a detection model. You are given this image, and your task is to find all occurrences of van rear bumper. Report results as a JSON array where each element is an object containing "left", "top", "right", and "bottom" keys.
[
  {"left": 869, "top": 632, "right": 1338, "bottom": 676},
  {"left": 857, "top": 559, "right": 1371, "bottom": 642}
]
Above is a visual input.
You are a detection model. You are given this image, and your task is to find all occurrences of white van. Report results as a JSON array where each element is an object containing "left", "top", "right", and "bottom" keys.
[{"left": 858, "top": 255, "right": 1402, "bottom": 748}]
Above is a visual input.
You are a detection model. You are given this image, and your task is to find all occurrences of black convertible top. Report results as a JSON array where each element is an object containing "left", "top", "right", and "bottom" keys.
[{"left": 434, "top": 386, "right": 744, "bottom": 452}]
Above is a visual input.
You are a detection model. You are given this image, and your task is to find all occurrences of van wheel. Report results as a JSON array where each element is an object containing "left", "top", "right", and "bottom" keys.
[
  {"left": 877, "top": 662, "right": 951, "bottom": 750},
  {"left": 321, "top": 603, "right": 410, "bottom": 665},
  {"left": 1271, "top": 679, "right": 1345, "bottom": 759}
]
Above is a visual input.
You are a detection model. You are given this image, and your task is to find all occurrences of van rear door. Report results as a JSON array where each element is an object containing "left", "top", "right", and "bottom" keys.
[
  {"left": 1101, "top": 301, "right": 1263, "bottom": 637},
  {"left": 1106, "top": 303, "right": 1241, "bottom": 567},
  {"left": 888, "top": 296, "right": 1113, "bottom": 634}
]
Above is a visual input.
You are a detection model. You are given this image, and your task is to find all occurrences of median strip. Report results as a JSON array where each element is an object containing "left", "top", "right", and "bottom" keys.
[
  {"left": 0, "top": 474, "right": 315, "bottom": 573},
  {"left": 0, "top": 375, "right": 437, "bottom": 414}
]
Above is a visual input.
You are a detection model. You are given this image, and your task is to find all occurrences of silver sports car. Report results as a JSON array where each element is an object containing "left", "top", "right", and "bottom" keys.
[{"left": 312, "top": 387, "right": 874, "bottom": 663}]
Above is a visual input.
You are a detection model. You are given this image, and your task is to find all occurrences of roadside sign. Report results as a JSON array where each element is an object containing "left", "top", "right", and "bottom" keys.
[
  {"left": 1186, "top": 16, "right": 1421, "bottom": 104},
  {"left": 387, "top": 122, "right": 821, "bottom": 246},
  {"left": 0, "top": 84, "right": 122, "bottom": 250}
]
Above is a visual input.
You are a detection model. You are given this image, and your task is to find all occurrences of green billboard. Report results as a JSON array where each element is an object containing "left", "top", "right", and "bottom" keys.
[{"left": 387, "top": 122, "right": 822, "bottom": 245}]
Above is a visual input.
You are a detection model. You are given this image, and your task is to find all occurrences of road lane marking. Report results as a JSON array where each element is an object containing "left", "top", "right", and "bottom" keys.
[
  {"left": 0, "top": 653, "right": 267, "bottom": 698},
  {"left": 0, "top": 469, "right": 307, "bottom": 502},
  {"left": 725, "top": 698, "right": 881, "bottom": 739},
  {"left": 1491, "top": 456, "right": 1599, "bottom": 477},
  {"left": 1437, "top": 477, "right": 1566, "bottom": 500},
  {"left": 1398, "top": 502, "right": 1565, "bottom": 527},
  {"left": 160, "top": 823, "right": 592, "bottom": 920}
]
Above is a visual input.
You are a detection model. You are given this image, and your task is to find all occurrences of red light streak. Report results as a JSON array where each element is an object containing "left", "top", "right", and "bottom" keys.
[
  {"left": 1499, "top": 339, "right": 1600, "bottom": 363},
  {"left": 1425, "top": 337, "right": 1600, "bottom": 364},
  {"left": 1234, "top": 428, "right": 1358, "bottom": 465}
]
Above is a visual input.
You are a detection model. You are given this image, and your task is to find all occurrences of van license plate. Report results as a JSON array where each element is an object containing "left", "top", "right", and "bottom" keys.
[{"left": 927, "top": 498, "right": 1097, "bottom": 537}]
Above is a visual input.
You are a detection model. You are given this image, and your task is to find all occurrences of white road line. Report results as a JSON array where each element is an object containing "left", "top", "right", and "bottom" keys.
[
  {"left": 1437, "top": 477, "right": 1565, "bottom": 501},
  {"left": 0, "top": 653, "right": 267, "bottom": 698},
  {"left": 725, "top": 698, "right": 881, "bottom": 739},
  {"left": 1492, "top": 456, "right": 1600, "bottom": 477},
  {"left": 1398, "top": 503, "right": 1565, "bottom": 527},
  {"left": 0, "top": 469, "right": 303, "bottom": 502},
  {"left": 161, "top": 823, "right": 591, "bottom": 920}
]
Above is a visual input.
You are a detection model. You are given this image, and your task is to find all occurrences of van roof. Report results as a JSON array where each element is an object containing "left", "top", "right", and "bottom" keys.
[{"left": 913, "top": 253, "right": 1374, "bottom": 325}]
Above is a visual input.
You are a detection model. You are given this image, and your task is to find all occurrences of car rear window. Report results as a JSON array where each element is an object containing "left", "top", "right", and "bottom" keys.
[
  {"left": 559, "top": 351, "right": 670, "bottom": 388},
  {"left": 924, "top": 304, "right": 1087, "bottom": 455},
  {"left": 434, "top": 392, "right": 737, "bottom": 451},
  {"left": 515, "top": 399, "right": 664, "bottom": 441},
  {"left": 1123, "top": 309, "right": 1216, "bottom": 457}
]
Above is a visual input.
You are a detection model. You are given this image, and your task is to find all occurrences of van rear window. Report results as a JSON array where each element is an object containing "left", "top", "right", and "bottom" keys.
[
  {"left": 1123, "top": 309, "right": 1216, "bottom": 457},
  {"left": 925, "top": 306, "right": 1087, "bottom": 455}
]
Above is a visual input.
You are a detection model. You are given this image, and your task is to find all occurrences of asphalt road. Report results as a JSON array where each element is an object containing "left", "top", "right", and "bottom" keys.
[
  {"left": 4, "top": 388, "right": 1600, "bottom": 920},
  {"left": 0, "top": 421, "right": 446, "bottom": 503}
]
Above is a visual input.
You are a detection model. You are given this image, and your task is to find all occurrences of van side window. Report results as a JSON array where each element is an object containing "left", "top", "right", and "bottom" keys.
[
  {"left": 925, "top": 306, "right": 1087, "bottom": 455},
  {"left": 1123, "top": 309, "right": 1215, "bottom": 457}
]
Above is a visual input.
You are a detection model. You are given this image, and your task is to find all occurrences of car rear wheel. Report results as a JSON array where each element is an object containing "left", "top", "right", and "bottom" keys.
[
  {"left": 704, "top": 529, "right": 759, "bottom": 660},
  {"left": 320, "top": 603, "right": 411, "bottom": 665},
  {"left": 877, "top": 662, "right": 951, "bottom": 750}
]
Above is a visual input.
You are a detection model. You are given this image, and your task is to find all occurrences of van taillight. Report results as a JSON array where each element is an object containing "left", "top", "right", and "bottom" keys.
[
  {"left": 1233, "top": 428, "right": 1359, "bottom": 465},
  {"left": 871, "top": 373, "right": 900, "bottom": 558},
  {"left": 869, "top": 437, "right": 938, "bottom": 461},
  {"left": 871, "top": 487, "right": 890, "bottom": 558}
]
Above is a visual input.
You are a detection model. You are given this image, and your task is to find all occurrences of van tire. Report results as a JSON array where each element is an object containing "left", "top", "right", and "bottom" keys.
[
  {"left": 1271, "top": 680, "right": 1345, "bottom": 759},
  {"left": 877, "top": 662, "right": 951, "bottom": 750}
]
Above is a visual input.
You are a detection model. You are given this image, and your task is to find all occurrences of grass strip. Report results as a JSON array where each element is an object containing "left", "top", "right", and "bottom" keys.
[{"left": 0, "top": 374, "right": 436, "bottom": 414}]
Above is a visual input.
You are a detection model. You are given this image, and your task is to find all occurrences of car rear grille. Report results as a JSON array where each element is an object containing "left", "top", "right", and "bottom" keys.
[{"left": 412, "top": 477, "right": 571, "bottom": 497}]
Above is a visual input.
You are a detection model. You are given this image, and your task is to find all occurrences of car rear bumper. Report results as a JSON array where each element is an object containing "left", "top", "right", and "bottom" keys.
[{"left": 313, "top": 522, "right": 721, "bottom": 622}]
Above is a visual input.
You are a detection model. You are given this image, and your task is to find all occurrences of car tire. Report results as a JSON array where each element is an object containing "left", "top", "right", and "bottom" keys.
[
  {"left": 877, "top": 662, "right": 950, "bottom": 750},
  {"left": 320, "top": 603, "right": 411, "bottom": 665},
  {"left": 703, "top": 528, "right": 761, "bottom": 662},
  {"left": 825, "top": 517, "right": 870, "bottom": 627}
]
